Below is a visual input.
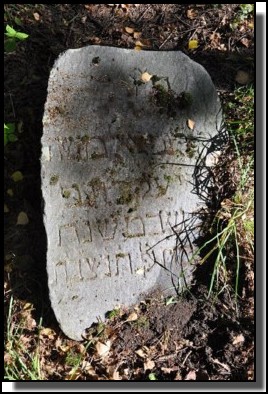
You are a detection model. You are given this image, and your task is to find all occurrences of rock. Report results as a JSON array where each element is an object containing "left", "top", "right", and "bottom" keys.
[{"left": 41, "top": 46, "right": 222, "bottom": 340}]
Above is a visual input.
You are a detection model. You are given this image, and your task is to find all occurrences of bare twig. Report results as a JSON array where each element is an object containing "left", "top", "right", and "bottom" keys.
[{"left": 159, "top": 32, "right": 173, "bottom": 49}]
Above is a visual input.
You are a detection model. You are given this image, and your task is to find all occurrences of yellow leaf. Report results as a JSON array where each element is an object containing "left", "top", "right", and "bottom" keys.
[
  {"left": 135, "top": 40, "right": 145, "bottom": 47},
  {"left": 134, "top": 45, "right": 142, "bottom": 51},
  {"left": 11, "top": 171, "right": 24, "bottom": 182},
  {"left": 95, "top": 340, "right": 111, "bottom": 357},
  {"left": 187, "top": 119, "right": 195, "bottom": 130},
  {"left": 23, "top": 302, "right": 33, "bottom": 310},
  {"left": 140, "top": 72, "right": 152, "bottom": 83},
  {"left": 188, "top": 40, "right": 198, "bottom": 50},
  {"left": 7, "top": 189, "right": 14, "bottom": 197},
  {"left": 16, "top": 211, "right": 29, "bottom": 225},
  {"left": 125, "top": 26, "right": 134, "bottom": 34}
]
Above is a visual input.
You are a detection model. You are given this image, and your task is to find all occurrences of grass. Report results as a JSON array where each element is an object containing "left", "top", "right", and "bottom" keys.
[
  {"left": 4, "top": 295, "right": 43, "bottom": 380},
  {"left": 188, "top": 83, "right": 254, "bottom": 301}
]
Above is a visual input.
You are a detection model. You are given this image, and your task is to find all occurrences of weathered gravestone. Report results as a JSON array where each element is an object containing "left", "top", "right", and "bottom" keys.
[{"left": 41, "top": 46, "right": 222, "bottom": 340}]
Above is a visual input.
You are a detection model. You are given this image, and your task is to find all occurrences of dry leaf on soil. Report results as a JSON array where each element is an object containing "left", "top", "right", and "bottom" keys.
[
  {"left": 144, "top": 359, "right": 155, "bottom": 370},
  {"left": 33, "top": 12, "right": 40, "bottom": 21},
  {"left": 232, "top": 334, "right": 245, "bottom": 345},
  {"left": 125, "top": 26, "right": 134, "bottom": 34},
  {"left": 95, "top": 340, "right": 111, "bottom": 357},
  {"left": 126, "top": 311, "right": 138, "bottom": 322},
  {"left": 241, "top": 37, "right": 250, "bottom": 47},
  {"left": 185, "top": 370, "right": 196, "bottom": 380},
  {"left": 187, "top": 119, "right": 195, "bottom": 130},
  {"left": 16, "top": 211, "right": 29, "bottom": 225},
  {"left": 40, "top": 327, "right": 56, "bottom": 340},
  {"left": 187, "top": 9, "right": 197, "bottom": 19},
  {"left": 133, "top": 31, "right": 142, "bottom": 39},
  {"left": 135, "top": 348, "right": 147, "bottom": 358}
]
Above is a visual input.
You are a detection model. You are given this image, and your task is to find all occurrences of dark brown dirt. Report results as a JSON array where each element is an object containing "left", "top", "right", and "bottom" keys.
[{"left": 4, "top": 4, "right": 254, "bottom": 381}]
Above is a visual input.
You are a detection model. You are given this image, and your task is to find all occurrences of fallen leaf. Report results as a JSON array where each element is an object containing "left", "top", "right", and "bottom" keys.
[
  {"left": 241, "top": 37, "right": 250, "bottom": 47},
  {"left": 140, "top": 71, "right": 152, "bottom": 83},
  {"left": 188, "top": 39, "right": 198, "bottom": 50},
  {"left": 133, "top": 31, "right": 142, "bottom": 39},
  {"left": 33, "top": 12, "right": 40, "bottom": 21},
  {"left": 95, "top": 340, "right": 111, "bottom": 357},
  {"left": 134, "top": 45, "right": 142, "bottom": 51},
  {"left": 212, "top": 358, "right": 231, "bottom": 372},
  {"left": 144, "top": 359, "right": 155, "bottom": 370},
  {"left": 40, "top": 327, "right": 56, "bottom": 340},
  {"left": 135, "top": 40, "right": 145, "bottom": 47},
  {"left": 235, "top": 70, "right": 250, "bottom": 85},
  {"left": 7, "top": 189, "right": 14, "bottom": 197},
  {"left": 11, "top": 171, "right": 23, "bottom": 182},
  {"left": 112, "top": 370, "right": 121, "bottom": 380},
  {"left": 187, "top": 9, "right": 197, "bottom": 19},
  {"left": 232, "top": 334, "right": 245, "bottom": 345},
  {"left": 23, "top": 302, "right": 33, "bottom": 310},
  {"left": 205, "top": 151, "right": 221, "bottom": 167},
  {"left": 58, "top": 344, "right": 70, "bottom": 353},
  {"left": 135, "top": 348, "right": 147, "bottom": 358},
  {"left": 185, "top": 370, "right": 196, "bottom": 380},
  {"left": 125, "top": 26, "right": 134, "bottom": 34},
  {"left": 187, "top": 119, "right": 195, "bottom": 130},
  {"left": 4, "top": 204, "right": 9, "bottom": 213},
  {"left": 126, "top": 311, "right": 138, "bottom": 322},
  {"left": 16, "top": 211, "right": 29, "bottom": 225}
]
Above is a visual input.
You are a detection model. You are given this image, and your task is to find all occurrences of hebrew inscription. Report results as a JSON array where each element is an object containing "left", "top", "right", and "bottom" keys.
[{"left": 42, "top": 46, "right": 222, "bottom": 340}]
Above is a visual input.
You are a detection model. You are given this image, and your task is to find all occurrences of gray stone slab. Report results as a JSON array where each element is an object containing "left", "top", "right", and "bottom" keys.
[{"left": 41, "top": 46, "right": 222, "bottom": 340}]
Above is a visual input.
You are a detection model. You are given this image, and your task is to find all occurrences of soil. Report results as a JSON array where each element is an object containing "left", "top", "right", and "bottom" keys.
[{"left": 4, "top": 4, "right": 254, "bottom": 381}]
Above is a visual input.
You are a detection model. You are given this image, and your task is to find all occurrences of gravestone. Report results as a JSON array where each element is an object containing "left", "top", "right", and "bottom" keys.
[{"left": 41, "top": 46, "right": 222, "bottom": 340}]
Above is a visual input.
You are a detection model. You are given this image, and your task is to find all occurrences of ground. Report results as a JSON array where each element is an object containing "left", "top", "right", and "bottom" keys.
[{"left": 4, "top": 4, "right": 254, "bottom": 381}]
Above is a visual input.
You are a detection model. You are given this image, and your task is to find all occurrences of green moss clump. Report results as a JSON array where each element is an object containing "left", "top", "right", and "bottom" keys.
[
  {"left": 62, "top": 190, "right": 71, "bottom": 198},
  {"left": 50, "top": 175, "right": 59, "bottom": 185}
]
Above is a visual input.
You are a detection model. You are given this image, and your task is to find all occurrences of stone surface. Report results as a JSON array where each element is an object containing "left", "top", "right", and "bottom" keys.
[{"left": 41, "top": 46, "right": 222, "bottom": 340}]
